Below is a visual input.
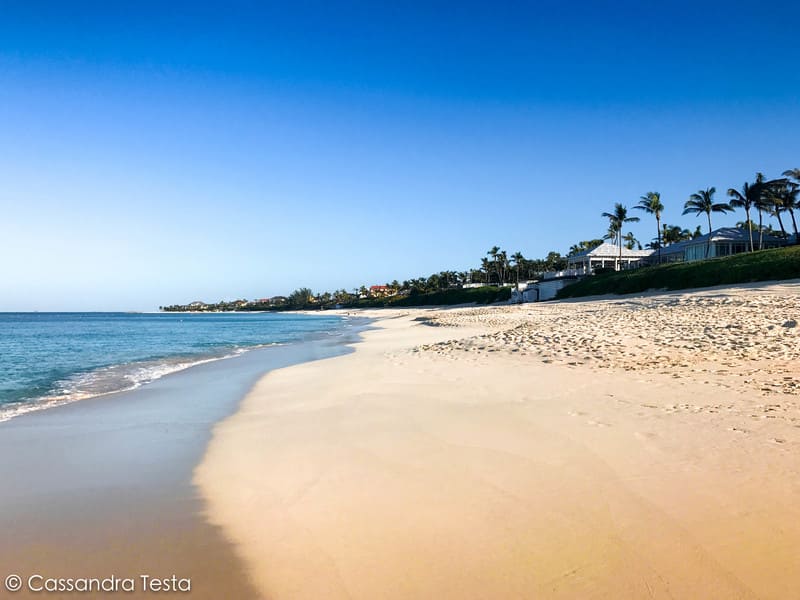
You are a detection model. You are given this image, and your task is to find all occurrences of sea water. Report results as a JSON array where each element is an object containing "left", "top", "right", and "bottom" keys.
[{"left": 0, "top": 311, "right": 347, "bottom": 422}]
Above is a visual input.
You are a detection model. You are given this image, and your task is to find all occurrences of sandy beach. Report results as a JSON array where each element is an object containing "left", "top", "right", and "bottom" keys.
[{"left": 196, "top": 281, "right": 800, "bottom": 599}]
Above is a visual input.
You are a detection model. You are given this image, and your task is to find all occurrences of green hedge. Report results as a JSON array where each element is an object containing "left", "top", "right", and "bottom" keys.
[{"left": 390, "top": 286, "right": 512, "bottom": 307}]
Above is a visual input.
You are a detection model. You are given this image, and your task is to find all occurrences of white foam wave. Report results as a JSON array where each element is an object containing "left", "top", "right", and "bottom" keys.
[{"left": 0, "top": 344, "right": 279, "bottom": 424}]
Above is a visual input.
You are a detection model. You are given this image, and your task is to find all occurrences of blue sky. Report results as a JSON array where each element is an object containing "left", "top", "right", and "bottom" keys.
[{"left": 1, "top": 1, "right": 798, "bottom": 310}]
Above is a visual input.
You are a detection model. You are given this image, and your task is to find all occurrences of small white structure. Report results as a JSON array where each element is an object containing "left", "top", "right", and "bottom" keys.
[
  {"left": 512, "top": 277, "right": 578, "bottom": 303},
  {"left": 567, "top": 243, "right": 653, "bottom": 273}
]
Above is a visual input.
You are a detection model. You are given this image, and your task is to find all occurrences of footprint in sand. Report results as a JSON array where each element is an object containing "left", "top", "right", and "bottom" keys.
[{"left": 587, "top": 420, "right": 611, "bottom": 427}]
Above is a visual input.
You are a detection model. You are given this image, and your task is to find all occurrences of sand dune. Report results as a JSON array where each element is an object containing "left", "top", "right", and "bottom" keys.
[{"left": 196, "top": 283, "right": 800, "bottom": 599}]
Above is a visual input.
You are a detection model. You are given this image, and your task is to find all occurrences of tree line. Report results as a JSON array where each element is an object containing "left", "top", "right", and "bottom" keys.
[
  {"left": 601, "top": 168, "right": 799, "bottom": 263},
  {"left": 161, "top": 246, "right": 571, "bottom": 311}
]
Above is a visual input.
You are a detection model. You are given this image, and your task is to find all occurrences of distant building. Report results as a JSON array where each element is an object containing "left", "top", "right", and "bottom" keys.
[{"left": 369, "top": 285, "right": 396, "bottom": 298}]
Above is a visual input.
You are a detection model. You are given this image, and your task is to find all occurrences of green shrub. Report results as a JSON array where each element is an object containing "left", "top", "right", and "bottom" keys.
[{"left": 391, "top": 286, "right": 511, "bottom": 307}]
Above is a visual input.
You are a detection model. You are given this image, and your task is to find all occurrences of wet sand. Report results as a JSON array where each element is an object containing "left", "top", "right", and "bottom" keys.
[{"left": 0, "top": 333, "right": 359, "bottom": 598}]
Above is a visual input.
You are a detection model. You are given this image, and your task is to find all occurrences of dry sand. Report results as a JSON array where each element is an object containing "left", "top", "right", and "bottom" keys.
[{"left": 195, "top": 282, "right": 800, "bottom": 599}]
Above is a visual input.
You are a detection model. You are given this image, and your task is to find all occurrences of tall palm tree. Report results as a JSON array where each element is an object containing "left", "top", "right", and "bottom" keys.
[
  {"left": 727, "top": 178, "right": 764, "bottom": 252},
  {"left": 511, "top": 251, "right": 525, "bottom": 293},
  {"left": 634, "top": 192, "right": 665, "bottom": 263},
  {"left": 765, "top": 183, "right": 787, "bottom": 238},
  {"left": 487, "top": 246, "right": 501, "bottom": 285},
  {"left": 785, "top": 184, "right": 800, "bottom": 244},
  {"left": 498, "top": 250, "right": 508, "bottom": 285},
  {"left": 753, "top": 173, "right": 777, "bottom": 250},
  {"left": 682, "top": 187, "right": 732, "bottom": 258},
  {"left": 782, "top": 169, "right": 800, "bottom": 244},
  {"left": 767, "top": 181, "right": 798, "bottom": 240},
  {"left": 480, "top": 257, "right": 492, "bottom": 284},
  {"left": 601, "top": 203, "right": 639, "bottom": 269}
]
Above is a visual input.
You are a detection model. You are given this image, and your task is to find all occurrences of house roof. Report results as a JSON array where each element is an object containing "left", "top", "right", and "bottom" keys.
[
  {"left": 685, "top": 227, "right": 785, "bottom": 244},
  {"left": 659, "top": 238, "right": 694, "bottom": 255},
  {"left": 568, "top": 242, "right": 653, "bottom": 260},
  {"left": 659, "top": 227, "right": 786, "bottom": 254}
]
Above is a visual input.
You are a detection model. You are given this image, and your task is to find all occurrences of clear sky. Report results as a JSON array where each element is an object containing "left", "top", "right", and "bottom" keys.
[{"left": 1, "top": 1, "right": 798, "bottom": 311}]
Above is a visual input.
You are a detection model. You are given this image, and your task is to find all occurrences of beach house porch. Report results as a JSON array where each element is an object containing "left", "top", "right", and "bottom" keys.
[{"left": 567, "top": 242, "right": 653, "bottom": 274}]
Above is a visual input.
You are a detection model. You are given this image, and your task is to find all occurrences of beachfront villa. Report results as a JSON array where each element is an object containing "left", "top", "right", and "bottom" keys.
[
  {"left": 568, "top": 229, "right": 791, "bottom": 274},
  {"left": 369, "top": 285, "right": 396, "bottom": 298},
  {"left": 659, "top": 227, "right": 788, "bottom": 262},
  {"left": 567, "top": 242, "right": 653, "bottom": 273}
]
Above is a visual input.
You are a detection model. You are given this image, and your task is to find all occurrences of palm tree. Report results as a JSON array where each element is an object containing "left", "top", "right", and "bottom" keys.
[
  {"left": 634, "top": 192, "right": 664, "bottom": 263},
  {"left": 622, "top": 231, "right": 641, "bottom": 250},
  {"left": 661, "top": 224, "right": 692, "bottom": 245},
  {"left": 601, "top": 203, "right": 639, "bottom": 270},
  {"left": 752, "top": 173, "right": 777, "bottom": 250},
  {"left": 784, "top": 168, "right": 800, "bottom": 181},
  {"left": 498, "top": 250, "right": 508, "bottom": 285},
  {"left": 487, "top": 246, "right": 500, "bottom": 284},
  {"left": 480, "top": 257, "right": 491, "bottom": 284},
  {"left": 682, "top": 187, "right": 732, "bottom": 258},
  {"left": 727, "top": 178, "right": 763, "bottom": 252},
  {"left": 767, "top": 181, "right": 798, "bottom": 241},
  {"left": 603, "top": 222, "right": 620, "bottom": 244},
  {"left": 765, "top": 183, "right": 787, "bottom": 238},
  {"left": 511, "top": 251, "right": 525, "bottom": 294},
  {"left": 785, "top": 184, "right": 800, "bottom": 244},
  {"left": 782, "top": 169, "right": 800, "bottom": 244}
]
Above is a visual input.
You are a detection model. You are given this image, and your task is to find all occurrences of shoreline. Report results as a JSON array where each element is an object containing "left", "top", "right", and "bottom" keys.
[
  {"left": 0, "top": 323, "right": 367, "bottom": 599},
  {"left": 197, "top": 283, "right": 800, "bottom": 599},
  {"left": 0, "top": 345, "right": 264, "bottom": 424},
  {"left": 0, "top": 311, "right": 357, "bottom": 425}
]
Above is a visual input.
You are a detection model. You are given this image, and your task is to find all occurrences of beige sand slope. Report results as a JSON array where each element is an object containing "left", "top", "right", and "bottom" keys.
[{"left": 195, "top": 284, "right": 800, "bottom": 599}]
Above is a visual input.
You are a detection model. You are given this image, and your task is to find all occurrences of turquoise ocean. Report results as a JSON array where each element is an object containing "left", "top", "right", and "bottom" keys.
[{"left": 0, "top": 311, "right": 347, "bottom": 422}]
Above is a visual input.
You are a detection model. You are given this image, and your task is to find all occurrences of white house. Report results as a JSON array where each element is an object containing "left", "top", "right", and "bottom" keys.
[{"left": 567, "top": 243, "right": 653, "bottom": 273}]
